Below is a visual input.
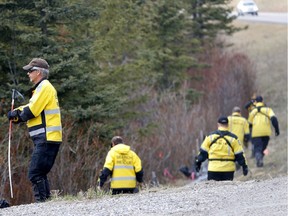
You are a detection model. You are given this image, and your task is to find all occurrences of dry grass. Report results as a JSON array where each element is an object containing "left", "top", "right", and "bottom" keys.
[
  {"left": 224, "top": 19, "right": 287, "bottom": 178},
  {"left": 225, "top": 22, "right": 287, "bottom": 112}
]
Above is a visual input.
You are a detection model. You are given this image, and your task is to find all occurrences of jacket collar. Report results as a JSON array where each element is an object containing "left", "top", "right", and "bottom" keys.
[
  {"left": 217, "top": 126, "right": 228, "bottom": 131},
  {"left": 34, "top": 78, "right": 47, "bottom": 89},
  {"left": 256, "top": 102, "right": 265, "bottom": 107},
  {"left": 232, "top": 112, "right": 241, "bottom": 116},
  {"left": 27, "top": 78, "right": 47, "bottom": 98}
]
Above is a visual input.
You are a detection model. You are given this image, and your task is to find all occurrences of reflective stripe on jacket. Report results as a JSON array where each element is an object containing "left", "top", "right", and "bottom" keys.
[
  {"left": 18, "top": 79, "right": 62, "bottom": 144},
  {"left": 200, "top": 127, "right": 245, "bottom": 172},
  {"left": 228, "top": 112, "right": 250, "bottom": 144},
  {"left": 103, "top": 144, "right": 142, "bottom": 189},
  {"left": 248, "top": 102, "right": 275, "bottom": 137}
]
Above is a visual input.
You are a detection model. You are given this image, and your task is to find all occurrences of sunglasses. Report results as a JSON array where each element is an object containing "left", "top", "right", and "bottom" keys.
[{"left": 28, "top": 69, "right": 38, "bottom": 73}]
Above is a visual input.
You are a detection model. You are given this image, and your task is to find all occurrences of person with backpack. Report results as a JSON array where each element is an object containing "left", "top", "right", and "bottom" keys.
[
  {"left": 195, "top": 116, "right": 249, "bottom": 181},
  {"left": 98, "top": 136, "right": 144, "bottom": 195},
  {"left": 248, "top": 96, "right": 280, "bottom": 167}
]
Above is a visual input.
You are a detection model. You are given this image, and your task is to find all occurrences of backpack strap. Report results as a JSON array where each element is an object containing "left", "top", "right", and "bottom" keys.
[
  {"left": 209, "top": 130, "right": 235, "bottom": 152},
  {"left": 255, "top": 106, "right": 270, "bottom": 119}
]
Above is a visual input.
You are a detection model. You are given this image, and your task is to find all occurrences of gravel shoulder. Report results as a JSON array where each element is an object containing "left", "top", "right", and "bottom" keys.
[{"left": 1, "top": 175, "right": 287, "bottom": 216}]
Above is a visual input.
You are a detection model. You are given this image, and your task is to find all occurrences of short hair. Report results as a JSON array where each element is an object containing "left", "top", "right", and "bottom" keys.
[
  {"left": 233, "top": 106, "right": 241, "bottom": 113},
  {"left": 111, "top": 136, "right": 123, "bottom": 145},
  {"left": 40, "top": 68, "right": 49, "bottom": 79}
]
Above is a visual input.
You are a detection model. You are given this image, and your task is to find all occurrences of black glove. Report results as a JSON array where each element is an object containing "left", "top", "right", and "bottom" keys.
[
  {"left": 242, "top": 165, "right": 249, "bottom": 176},
  {"left": 7, "top": 110, "right": 21, "bottom": 123},
  {"left": 275, "top": 130, "right": 280, "bottom": 136},
  {"left": 195, "top": 159, "right": 201, "bottom": 172}
]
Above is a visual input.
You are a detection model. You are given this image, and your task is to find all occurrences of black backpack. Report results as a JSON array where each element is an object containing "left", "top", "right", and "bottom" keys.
[{"left": 0, "top": 199, "right": 10, "bottom": 208}]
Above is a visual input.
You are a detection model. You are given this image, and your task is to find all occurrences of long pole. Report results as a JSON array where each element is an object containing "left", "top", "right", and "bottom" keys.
[{"left": 8, "top": 89, "right": 15, "bottom": 199}]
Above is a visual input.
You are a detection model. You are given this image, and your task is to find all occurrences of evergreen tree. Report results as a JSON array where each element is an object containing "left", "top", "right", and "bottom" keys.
[
  {"left": 0, "top": 0, "right": 242, "bottom": 131},
  {"left": 0, "top": 0, "right": 98, "bottom": 113},
  {"left": 187, "top": 0, "right": 240, "bottom": 43},
  {"left": 139, "top": 0, "right": 201, "bottom": 91}
]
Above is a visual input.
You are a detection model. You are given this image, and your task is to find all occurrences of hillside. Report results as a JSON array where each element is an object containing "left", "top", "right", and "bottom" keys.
[
  {"left": 2, "top": 20, "right": 287, "bottom": 216},
  {"left": 1, "top": 3, "right": 287, "bottom": 216},
  {"left": 225, "top": 19, "right": 287, "bottom": 180}
]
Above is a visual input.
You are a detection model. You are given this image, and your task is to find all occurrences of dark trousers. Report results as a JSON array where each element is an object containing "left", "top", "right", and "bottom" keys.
[
  {"left": 28, "top": 142, "right": 60, "bottom": 201},
  {"left": 252, "top": 136, "right": 270, "bottom": 162},
  {"left": 112, "top": 188, "right": 139, "bottom": 195},
  {"left": 208, "top": 171, "right": 234, "bottom": 181}
]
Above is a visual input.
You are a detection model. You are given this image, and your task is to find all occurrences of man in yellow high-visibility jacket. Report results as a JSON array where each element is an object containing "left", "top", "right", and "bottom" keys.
[
  {"left": 248, "top": 96, "right": 279, "bottom": 167},
  {"left": 195, "top": 117, "right": 248, "bottom": 181},
  {"left": 228, "top": 106, "right": 250, "bottom": 148},
  {"left": 8, "top": 58, "right": 62, "bottom": 202},
  {"left": 98, "top": 136, "right": 144, "bottom": 195}
]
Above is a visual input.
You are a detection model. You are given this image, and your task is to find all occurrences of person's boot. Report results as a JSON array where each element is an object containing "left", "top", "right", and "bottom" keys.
[
  {"left": 257, "top": 158, "right": 263, "bottom": 167},
  {"left": 33, "top": 179, "right": 47, "bottom": 202},
  {"left": 44, "top": 178, "right": 51, "bottom": 200},
  {"left": 255, "top": 152, "right": 263, "bottom": 167}
]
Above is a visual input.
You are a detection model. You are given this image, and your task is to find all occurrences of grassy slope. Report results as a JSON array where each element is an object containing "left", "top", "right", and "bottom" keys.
[
  {"left": 224, "top": 14, "right": 287, "bottom": 179},
  {"left": 177, "top": 3, "right": 287, "bottom": 186}
]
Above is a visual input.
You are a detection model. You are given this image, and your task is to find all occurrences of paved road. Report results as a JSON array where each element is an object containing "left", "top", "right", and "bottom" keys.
[{"left": 235, "top": 12, "right": 288, "bottom": 24}]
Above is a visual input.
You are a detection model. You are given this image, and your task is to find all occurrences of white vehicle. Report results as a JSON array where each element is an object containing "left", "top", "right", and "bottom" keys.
[{"left": 236, "top": 0, "right": 259, "bottom": 16}]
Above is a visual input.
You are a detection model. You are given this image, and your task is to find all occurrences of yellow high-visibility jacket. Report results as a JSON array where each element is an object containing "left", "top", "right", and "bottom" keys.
[
  {"left": 103, "top": 144, "right": 142, "bottom": 189},
  {"left": 17, "top": 79, "right": 62, "bottom": 144},
  {"left": 228, "top": 112, "right": 250, "bottom": 144},
  {"left": 199, "top": 127, "right": 247, "bottom": 172},
  {"left": 248, "top": 102, "right": 275, "bottom": 137}
]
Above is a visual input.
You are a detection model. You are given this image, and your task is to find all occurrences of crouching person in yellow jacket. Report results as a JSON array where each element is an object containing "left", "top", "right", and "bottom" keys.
[
  {"left": 98, "top": 136, "right": 144, "bottom": 195},
  {"left": 195, "top": 117, "right": 248, "bottom": 181}
]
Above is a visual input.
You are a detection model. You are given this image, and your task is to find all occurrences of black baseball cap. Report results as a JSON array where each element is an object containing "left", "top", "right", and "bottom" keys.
[
  {"left": 218, "top": 116, "right": 228, "bottom": 124},
  {"left": 255, "top": 96, "right": 263, "bottom": 102}
]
